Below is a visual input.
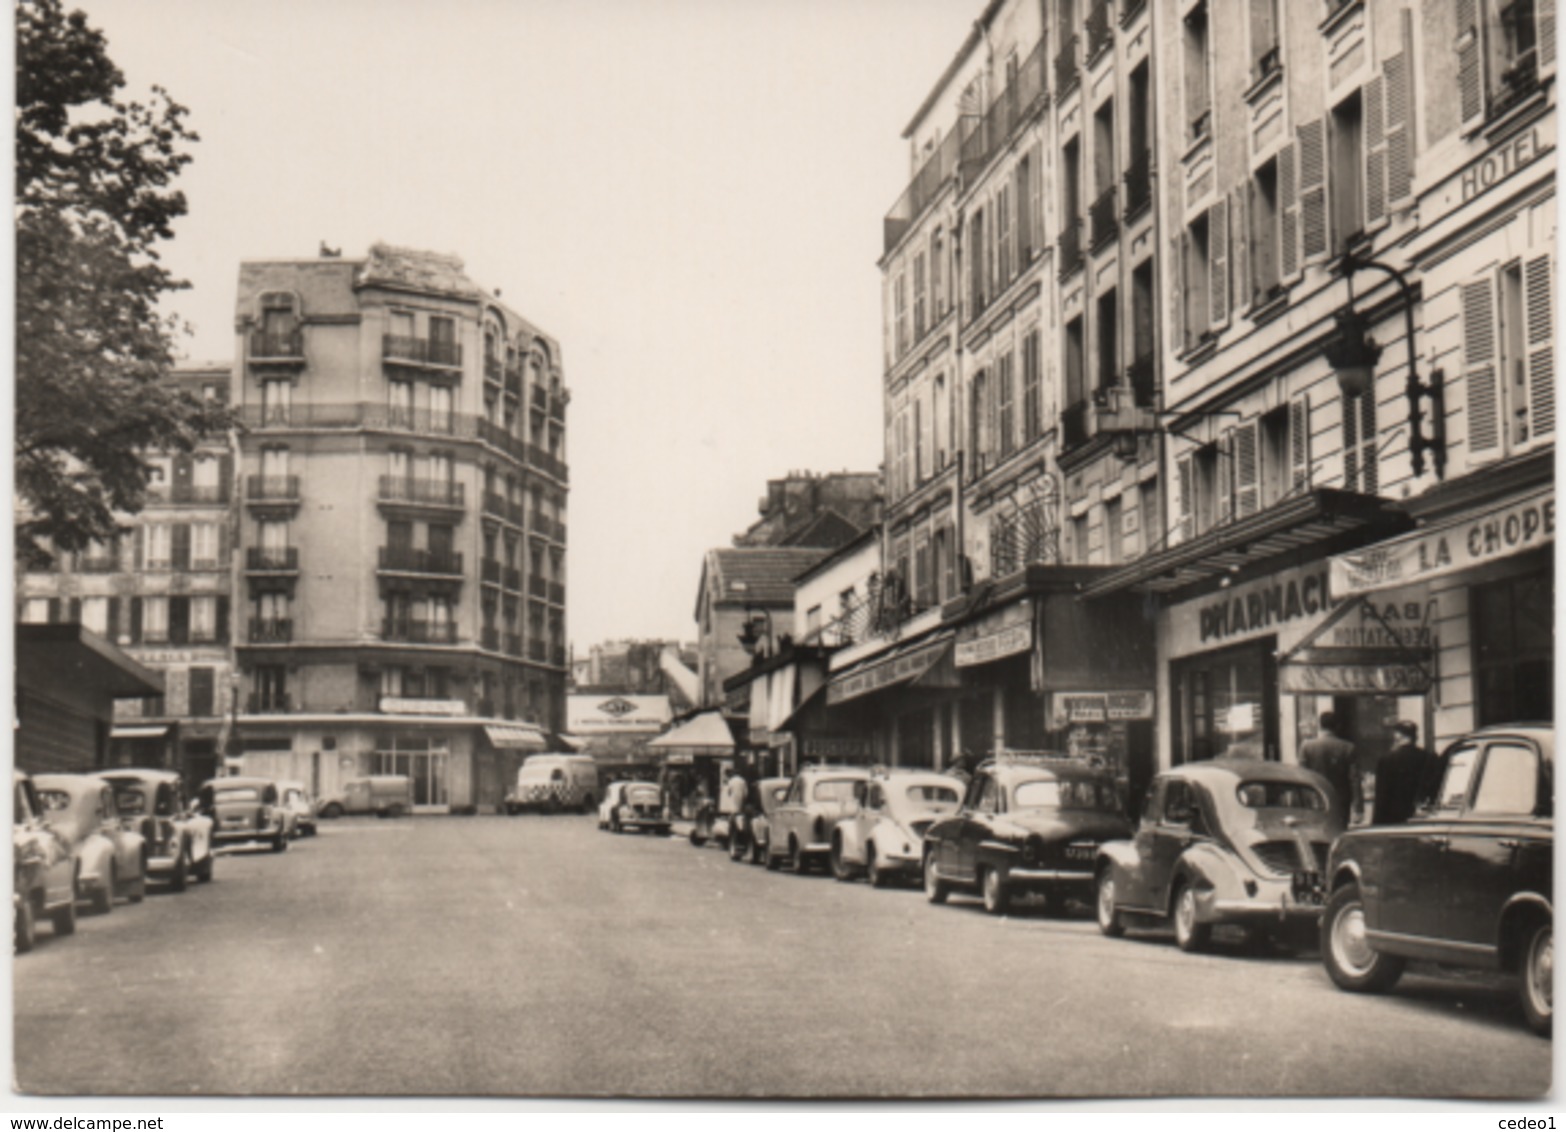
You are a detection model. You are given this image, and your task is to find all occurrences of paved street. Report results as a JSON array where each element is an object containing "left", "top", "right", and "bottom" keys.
[{"left": 14, "top": 815, "right": 1551, "bottom": 1098}]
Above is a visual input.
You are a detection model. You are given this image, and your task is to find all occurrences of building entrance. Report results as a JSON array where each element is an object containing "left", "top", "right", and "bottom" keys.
[{"left": 374, "top": 741, "right": 450, "bottom": 812}]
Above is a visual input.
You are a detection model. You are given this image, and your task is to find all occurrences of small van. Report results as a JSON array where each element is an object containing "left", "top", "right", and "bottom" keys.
[
  {"left": 319, "top": 775, "right": 413, "bottom": 819},
  {"left": 504, "top": 754, "right": 599, "bottom": 815}
]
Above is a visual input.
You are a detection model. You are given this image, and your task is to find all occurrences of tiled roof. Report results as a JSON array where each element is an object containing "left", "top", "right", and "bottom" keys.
[{"left": 707, "top": 547, "right": 829, "bottom": 605}]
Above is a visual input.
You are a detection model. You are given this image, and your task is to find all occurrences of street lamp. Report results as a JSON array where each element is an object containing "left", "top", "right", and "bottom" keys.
[{"left": 1324, "top": 251, "right": 1446, "bottom": 478}]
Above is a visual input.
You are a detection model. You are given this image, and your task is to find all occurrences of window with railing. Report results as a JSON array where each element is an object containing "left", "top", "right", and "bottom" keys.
[{"left": 1086, "top": 0, "right": 1114, "bottom": 62}]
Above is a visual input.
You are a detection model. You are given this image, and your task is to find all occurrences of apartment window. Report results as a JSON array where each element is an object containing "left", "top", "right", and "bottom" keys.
[
  {"left": 970, "top": 371, "right": 990, "bottom": 475},
  {"left": 1104, "top": 497, "right": 1125, "bottom": 565},
  {"left": 143, "top": 596, "right": 169, "bottom": 643},
  {"left": 1249, "top": 0, "right": 1281, "bottom": 82},
  {"left": 1022, "top": 330, "right": 1042, "bottom": 442},
  {"left": 996, "top": 352, "right": 1015, "bottom": 460},
  {"left": 21, "top": 598, "right": 49, "bottom": 624},
  {"left": 1093, "top": 99, "right": 1115, "bottom": 201},
  {"left": 191, "top": 522, "right": 220, "bottom": 569},
  {"left": 1130, "top": 261, "right": 1156, "bottom": 404},
  {"left": 913, "top": 252, "right": 927, "bottom": 340},
  {"left": 1180, "top": 442, "right": 1225, "bottom": 536},
  {"left": 80, "top": 596, "right": 110, "bottom": 637},
  {"left": 389, "top": 380, "right": 413, "bottom": 426},
  {"left": 1061, "top": 137, "right": 1081, "bottom": 225},
  {"left": 1071, "top": 513, "right": 1090, "bottom": 565},
  {"left": 429, "top": 384, "right": 453, "bottom": 432},
  {"left": 931, "top": 230, "right": 947, "bottom": 317},
  {"left": 1468, "top": 255, "right": 1559, "bottom": 456},
  {"left": 260, "top": 379, "right": 290, "bottom": 425},
  {"left": 1461, "top": 0, "right": 1548, "bottom": 126},
  {"left": 1182, "top": 214, "right": 1212, "bottom": 349},
  {"left": 261, "top": 295, "right": 295, "bottom": 345},
  {"left": 1096, "top": 288, "right": 1118, "bottom": 396},
  {"left": 969, "top": 208, "right": 988, "bottom": 312},
  {"left": 254, "top": 665, "right": 288, "bottom": 712},
  {"left": 1185, "top": 3, "right": 1212, "bottom": 141},
  {"left": 193, "top": 455, "right": 220, "bottom": 497},
  {"left": 913, "top": 399, "right": 925, "bottom": 484},
  {"left": 261, "top": 445, "right": 290, "bottom": 481},
  {"left": 190, "top": 596, "right": 217, "bottom": 642},
  {"left": 934, "top": 526, "right": 953, "bottom": 601},
  {"left": 188, "top": 668, "right": 215, "bottom": 718},
  {"left": 1330, "top": 93, "right": 1364, "bottom": 253},
  {"left": 933, "top": 373, "right": 949, "bottom": 467},
  {"left": 1260, "top": 406, "right": 1291, "bottom": 506},
  {"left": 1250, "top": 158, "right": 1283, "bottom": 303},
  {"left": 1342, "top": 389, "right": 1379, "bottom": 494},
  {"left": 1015, "top": 153, "right": 1035, "bottom": 263},
  {"left": 1064, "top": 317, "right": 1086, "bottom": 440},
  {"left": 259, "top": 519, "right": 290, "bottom": 554},
  {"left": 895, "top": 271, "right": 910, "bottom": 359},
  {"left": 914, "top": 529, "right": 933, "bottom": 609},
  {"left": 1473, "top": 571, "right": 1554, "bottom": 724},
  {"left": 429, "top": 316, "right": 456, "bottom": 361},
  {"left": 995, "top": 184, "right": 1013, "bottom": 287},
  {"left": 144, "top": 524, "right": 172, "bottom": 570}
]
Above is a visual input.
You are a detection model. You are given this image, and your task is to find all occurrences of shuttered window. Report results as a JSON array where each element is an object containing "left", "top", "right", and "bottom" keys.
[{"left": 1462, "top": 276, "right": 1502, "bottom": 457}]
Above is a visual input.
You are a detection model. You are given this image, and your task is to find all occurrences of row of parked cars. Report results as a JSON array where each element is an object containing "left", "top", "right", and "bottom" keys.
[
  {"left": 674, "top": 722, "right": 1553, "bottom": 1037},
  {"left": 13, "top": 768, "right": 320, "bottom": 953}
]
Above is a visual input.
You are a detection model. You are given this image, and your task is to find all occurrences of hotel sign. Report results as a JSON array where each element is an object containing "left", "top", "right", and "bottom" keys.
[
  {"left": 1460, "top": 125, "right": 1552, "bottom": 203},
  {"left": 1330, "top": 489, "right": 1554, "bottom": 596},
  {"left": 955, "top": 601, "right": 1033, "bottom": 667}
]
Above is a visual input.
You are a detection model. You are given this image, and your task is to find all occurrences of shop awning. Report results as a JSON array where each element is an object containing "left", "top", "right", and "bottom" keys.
[
  {"left": 1082, "top": 489, "right": 1410, "bottom": 599},
  {"left": 1277, "top": 596, "right": 1434, "bottom": 695},
  {"left": 484, "top": 724, "right": 548, "bottom": 751},
  {"left": 646, "top": 710, "right": 735, "bottom": 753},
  {"left": 825, "top": 632, "right": 956, "bottom": 706},
  {"left": 774, "top": 684, "right": 827, "bottom": 733},
  {"left": 1329, "top": 485, "right": 1554, "bottom": 597},
  {"left": 110, "top": 725, "right": 170, "bottom": 740}
]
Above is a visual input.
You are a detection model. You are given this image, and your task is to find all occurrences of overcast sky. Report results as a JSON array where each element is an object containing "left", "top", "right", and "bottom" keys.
[{"left": 77, "top": 0, "right": 976, "bottom": 649}]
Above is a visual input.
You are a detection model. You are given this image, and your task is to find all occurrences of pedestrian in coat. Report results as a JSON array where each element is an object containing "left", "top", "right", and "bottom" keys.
[
  {"left": 1299, "top": 711, "right": 1363, "bottom": 825},
  {"left": 1372, "top": 720, "right": 1437, "bottom": 825}
]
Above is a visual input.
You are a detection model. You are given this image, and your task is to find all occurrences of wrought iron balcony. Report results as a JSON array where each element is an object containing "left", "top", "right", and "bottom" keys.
[
  {"left": 249, "top": 329, "right": 304, "bottom": 362},
  {"left": 484, "top": 491, "right": 508, "bottom": 518},
  {"left": 249, "top": 618, "right": 292, "bottom": 643},
  {"left": 247, "top": 474, "right": 300, "bottom": 503},
  {"left": 1054, "top": 33, "right": 1080, "bottom": 96},
  {"left": 246, "top": 693, "right": 291, "bottom": 714},
  {"left": 482, "top": 558, "right": 502, "bottom": 585},
  {"left": 377, "top": 547, "right": 464, "bottom": 576},
  {"left": 383, "top": 335, "right": 462, "bottom": 369},
  {"left": 76, "top": 554, "right": 119, "bottom": 573},
  {"left": 884, "top": 120, "right": 965, "bottom": 255},
  {"left": 381, "top": 619, "right": 459, "bottom": 644},
  {"left": 1061, "top": 399, "right": 1092, "bottom": 452},
  {"left": 1058, "top": 220, "right": 1084, "bottom": 281},
  {"left": 1086, "top": 0, "right": 1113, "bottom": 63},
  {"left": 237, "top": 402, "right": 479, "bottom": 439},
  {"left": 377, "top": 476, "right": 465, "bottom": 509},
  {"left": 1123, "top": 151, "right": 1152, "bottom": 219},
  {"left": 958, "top": 38, "right": 1049, "bottom": 187},
  {"left": 529, "top": 446, "right": 568, "bottom": 482},
  {"left": 149, "top": 482, "right": 227, "bottom": 504},
  {"left": 246, "top": 547, "right": 299, "bottom": 572},
  {"left": 1089, "top": 187, "right": 1119, "bottom": 252}
]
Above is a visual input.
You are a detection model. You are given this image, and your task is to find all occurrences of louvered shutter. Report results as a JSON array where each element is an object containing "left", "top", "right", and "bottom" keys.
[
  {"left": 133, "top": 525, "right": 145, "bottom": 570},
  {"left": 1209, "top": 197, "right": 1230, "bottom": 330},
  {"left": 1461, "top": 277, "right": 1502, "bottom": 456},
  {"left": 172, "top": 523, "right": 191, "bottom": 571},
  {"left": 217, "top": 596, "right": 231, "bottom": 644},
  {"left": 219, "top": 453, "right": 234, "bottom": 502},
  {"left": 1232, "top": 187, "right": 1251, "bottom": 314},
  {"left": 1217, "top": 432, "right": 1236, "bottom": 525},
  {"left": 1234, "top": 420, "right": 1260, "bottom": 516},
  {"left": 1278, "top": 142, "right": 1300, "bottom": 279},
  {"left": 1523, "top": 254, "right": 1555, "bottom": 441},
  {"left": 1289, "top": 395, "right": 1312, "bottom": 491},
  {"left": 1540, "top": 0, "right": 1557, "bottom": 82},
  {"left": 1177, "top": 454, "right": 1196, "bottom": 541},
  {"left": 1383, "top": 53, "right": 1413, "bottom": 205},
  {"left": 1364, "top": 75, "right": 1387, "bottom": 227},
  {"left": 1297, "top": 119, "right": 1329, "bottom": 263},
  {"left": 107, "top": 597, "right": 121, "bottom": 644},
  {"left": 130, "top": 597, "right": 143, "bottom": 643},
  {"left": 1457, "top": 0, "right": 1484, "bottom": 131},
  {"left": 1028, "top": 144, "right": 1044, "bottom": 262},
  {"left": 1171, "top": 235, "right": 1188, "bottom": 352}
]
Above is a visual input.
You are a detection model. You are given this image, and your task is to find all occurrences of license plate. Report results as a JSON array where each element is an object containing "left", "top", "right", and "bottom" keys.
[{"left": 1064, "top": 843, "right": 1096, "bottom": 861}]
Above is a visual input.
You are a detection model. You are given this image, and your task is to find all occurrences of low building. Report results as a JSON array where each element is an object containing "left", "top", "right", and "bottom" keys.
[{"left": 15, "top": 624, "right": 165, "bottom": 774}]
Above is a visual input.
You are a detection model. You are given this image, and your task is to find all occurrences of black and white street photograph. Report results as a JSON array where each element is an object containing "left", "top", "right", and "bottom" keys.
[{"left": 10, "top": 0, "right": 1559, "bottom": 1110}]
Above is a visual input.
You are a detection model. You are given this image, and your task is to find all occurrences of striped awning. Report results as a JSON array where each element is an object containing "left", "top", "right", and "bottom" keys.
[{"left": 484, "top": 724, "right": 548, "bottom": 751}]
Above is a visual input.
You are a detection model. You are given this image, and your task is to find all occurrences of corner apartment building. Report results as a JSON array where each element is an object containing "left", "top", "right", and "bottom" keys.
[{"left": 231, "top": 244, "right": 570, "bottom": 811}]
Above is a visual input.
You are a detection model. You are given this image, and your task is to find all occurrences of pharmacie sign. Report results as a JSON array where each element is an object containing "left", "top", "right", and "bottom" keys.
[
  {"left": 955, "top": 601, "right": 1033, "bottom": 667},
  {"left": 1184, "top": 566, "right": 1335, "bottom": 646},
  {"left": 1331, "top": 489, "right": 1554, "bottom": 596}
]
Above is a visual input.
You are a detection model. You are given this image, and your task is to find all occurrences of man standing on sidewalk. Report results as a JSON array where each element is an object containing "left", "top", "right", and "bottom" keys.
[{"left": 1300, "top": 711, "right": 1363, "bottom": 826}]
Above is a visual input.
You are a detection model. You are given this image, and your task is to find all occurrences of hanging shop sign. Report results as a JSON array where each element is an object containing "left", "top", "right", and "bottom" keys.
[
  {"left": 955, "top": 600, "right": 1034, "bottom": 667},
  {"left": 1048, "top": 691, "right": 1155, "bottom": 728},
  {"left": 1330, "top": 488, "right": 1554, "bottom": 596}
]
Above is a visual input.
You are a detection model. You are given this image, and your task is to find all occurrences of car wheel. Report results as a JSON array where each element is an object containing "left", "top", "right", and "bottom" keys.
[
  {"left": 866, "top": 846, "right": 889, "bottom": 889},
  {"left": 752, "top": 836, "right": 767, "bottom": 866},
  {"left": 194, "top": 852, "right": 213, "bottom": 884},
  {"left": 764, "top": 841, "right": 781, "bottom": 871},
  {"left": 1172, "top": 881, "right": 1210, "bottom": 953},
  {"left": 830, "top": 839, "right": 855, "bottom": 882},
  {"left": 1520, "top": 919, "right": 1552, "bottom": 1036},
  {"left": 51, "top": 887, "right": 76, "bottom": 937},
  {"left": 322, "top": 803, "right": 344, "bottom": 819},
  {"left": 981, "top": 867, "right": 1010, "bottom": 916},
  {"left": 272, "top": 833, "right": 288, "bottom": 853},
  {"left": 923, "top": 852, "right": 949, "bottom": 905},
  {"left": 92, "top": 866, "right": 115, "bottom": 915},
  {"left": 129, "top": 858, "right": 146, "bottom": 903},
  {"left": 611, "top": 810, "right": 622, "bottom": 834},
  {"left": 729, "top": 830, "right": 747, "bottom": 862},
  {"left": 15, "top": 899, "right": 36, "bottom": 954},
  {"left": 1096, "top": 868, "right": 1125, "bottom": 938},
  {"left": 789, "top": 837, "right": 809, "bottom": 875},
  {"left": 1321, "top": 882, "right": 1405, "bottom": 993},
  {"left": 169, "top": 840, "right": 189, "bottom": 892}
]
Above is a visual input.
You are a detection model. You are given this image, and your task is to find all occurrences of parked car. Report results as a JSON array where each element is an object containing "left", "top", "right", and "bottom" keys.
[
  {"left": 504, "top": 754, "right": 599, "bottom": 815},
  {"left": 764, "top": 765, "right": 873, "bottom": 874},
  {"left": 95, "top": 768, "right": 215, "bottom": 889},
  {"left": 922, "top": 755, "right": 1131, "bottom": 915},
  {"left": 741, "top": 777, "right": 792, "bottom": 865},
  {"left": 277, "top": 780, "right": 318, "bottom": 837},
  {"left": 319, "top": 775, "right": 412, "bottom": 818},
  {"left": 1094, "top": 759, "right": 1341, "bottom": 951},
  {"left": 33, "top": 774, "right": 147, "bottom": 913},
  {"left": 599, "top": 781, "right": 669, "bottom": 834},
  {"left": 1320, "top": 723, "right": 1553, "bottom": 1036},
  {"left": 831, "top": 769, "right": 963, "bottom": 886},
  {"left": 199, "top": 776, "right": 288, "bottom": 851},
  {"left": 14, "top": 771, "right": 77, "bottom": 951}
]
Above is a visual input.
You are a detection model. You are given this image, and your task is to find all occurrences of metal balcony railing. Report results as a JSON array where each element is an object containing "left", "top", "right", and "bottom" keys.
[
  {"left": 959, "top": 38, "right": 1049, "bottom": 186},
  {"left": 378, "top": 477, "right": 465, "bottom": 508},
  {"left": 1086, "top": 0, "right": 1113, "bottom": 63},
  {"left": 77, "top": 554, "right": 119, "bottom": 573},
  {"left": 381, "top": 620, "right": 459, "bottom": 644},
  {"left": 249, "top": 329, "right": 304, "bottom": 360},
  {"left": 883, "top": 120, "right": 967, "bottom": 255},
  {"left": 1058, "top": 220, "right": 1084, "bottom": 280},
  {"left": 149, "top": 482, "right": 226, "bottom": 504},
  {"left": 529, "top": 447, "right": 568, "bottom": 482},
  {"left": 247, "top": 693, "right": 291, "bottom": 714},
  {"left": 1054, "top": 34, "right": 1080, "bottom": 96},
  {"left": 1061, "top": 399, "right": 1092, "bottom": 451},
  {"left": 238, "top": 402, "right": 477, "bottom": 438},
  {"left": 1089, "top": 186, "right": 1119, "bottom": 252},
  {"left": 482, "top": 558, "right": 502, "bottom": 584},
  {"left": 383, "top": 335, "right": 462, "bottom": 368},
  {"left": 484, "top": 492, "right": 508, "bottom": 518},
  {"left": 249, "top": 618, "right": 292, "bottom": 643},
  {"left": 246, "top": 547, "right": 298, "bottom": 571},
  {"left": 377, "top": 547, "right": 464, "bottom": 576},
  {"left": 1127, "top": 352, "right": 1157, "bottom": 409},
  {"left": 1123, "top": 151, "right": 1152, "bottom": 219},
  {"left": 247, "top": 474, "right": 299, "bottom": 501}
]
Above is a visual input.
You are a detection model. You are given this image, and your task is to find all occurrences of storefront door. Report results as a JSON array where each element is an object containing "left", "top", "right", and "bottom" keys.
[{"left": 375, "top": 747, "right": 449, "bottom": 812}]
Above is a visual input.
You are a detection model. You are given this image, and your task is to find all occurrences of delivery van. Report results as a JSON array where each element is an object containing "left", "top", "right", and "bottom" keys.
[
  {"left": 504, "top": 754, "right": 599, "bottom": 814},
  {"left": 319, "top": 775, "right": 413, "bottom": 818}
]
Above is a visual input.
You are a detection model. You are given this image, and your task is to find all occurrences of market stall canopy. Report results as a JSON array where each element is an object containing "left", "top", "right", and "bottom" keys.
[
  {"left": 484, "top": 723, "right": 549, "bottom": 751},
  {"left": 647, "top": 710, "right": 735, "bottom": 753}
]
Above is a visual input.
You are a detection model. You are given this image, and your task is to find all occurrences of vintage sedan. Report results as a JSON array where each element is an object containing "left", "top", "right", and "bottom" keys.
[
  {"left": 598, "top": 780, "right": 669, "bottom": 835},
  {"left": 831, "top": 770, "right": 962, "bottom": 886},
  {"left": 1321, "top": 723, "right": 1553, "bottom": 1035},
  {"left": 14, "top": 772, "right": 77, "bottom": 950},
  {"left": 96, "top": 768, "right": 215, "bottom": 889},
  {"left": 740, "top": 777, "right": 792, "bottom": 865},
  {"left": 33, "top": 774, "right": 147, "bottom": 914},
  {"left": 764, "top": 765, "right": 872, "bottom": 874},
  {"left": 1094, "top": 759, "right": 1341, "bottom": 951},
  {"left": 199, "top": 777, "right": 289, "bottom": 852},
  {"left": 277, "top": 780, "right": 317, "bottom": 837},
  {"left": 923, "top": 755, "right": 1132, "bottom": 915}
]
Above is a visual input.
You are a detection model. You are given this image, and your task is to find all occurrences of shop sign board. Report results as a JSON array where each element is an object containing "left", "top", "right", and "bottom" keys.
[
  {"left": 955, "top": 601, "right": 1033, "bottom": 667},
  {"left": 826, "top": 638, "right": 950, "bottom": 705},
  {"left": 1279, "top": 662, "right": 1430, "bottom": 694},
  {"left": 379, "top": 697, "right": 466, "bottom": 716},
  {"left": 1049, "top": 691, "right": 1154, "bottom": 727},
  {"left": 1184, "top": 566, "right": 1335, "bottom": 647},
  {"left": 1330, "top": 489, "right": 1554, "bottom": 596}
]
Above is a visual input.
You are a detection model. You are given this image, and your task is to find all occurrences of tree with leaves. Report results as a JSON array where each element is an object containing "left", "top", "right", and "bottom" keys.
[{"left": 15, "top": 0, "right": 223, "bottom": 566}]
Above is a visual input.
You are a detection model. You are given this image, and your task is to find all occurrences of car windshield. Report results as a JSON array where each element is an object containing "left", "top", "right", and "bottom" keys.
[
  {"left": 215, "top": 787, "right": 261, "bottom": 803},
  {"left": 112, "top": 789, "right": 148, "bottom": 816},
  {"left": 35, "top": 790, "right": 71, "bottom": 814},
  {"left": 905, "top": 784, "right": 959, "bottom": 806},
  {"left": 812, "top": 779, "right": 860, "bottom": 804},
  {"left": 1013, "top": 776, "right": 1116, "bottom": 810},
  {"left": 1235, "top": 781, "right": 1327, "bottom": 811}
]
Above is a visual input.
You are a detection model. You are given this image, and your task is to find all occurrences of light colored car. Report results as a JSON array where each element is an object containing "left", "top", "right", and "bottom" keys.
[
  {"left": 831, "top": 770, "right": 963, "bottom": 887},
  {"left": 598, "top": 781, "right": 669, "bottom": 834},
  {"left": 742, "top": 778, "right": 792, "bottom": 865},
  {"left": 34, "top": 774, "right": 147, "bottom": 914},
  {"left": 199, "top": 776, "right": 288, "bottom": 851},
  {"left": 95, "top": 769, "right": 215, "bottom": 889},
  {"left": 505, "top": 754, "right": 599, "bottom": 815},
  {"left": 319, "top": 775, "right": 412, "bottom": 818},
  {"left": 277, "top": 780, "right": 317, "bottom": 837},
  {"left": 14, "top": 771, "right": 77, "bottom": 951},
  {"left": 764, "top": 765, "right": 873, "bottom": 874}
]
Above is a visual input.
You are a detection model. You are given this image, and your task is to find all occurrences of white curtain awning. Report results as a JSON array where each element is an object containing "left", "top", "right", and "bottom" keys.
[
  {"left": 646, "top": 711, "right": 734, "bottom": 753},
  {"left": 765, "top": 665, "right": 797, "bottom": 733},
  {"left": 111, "top": 725, "right": 170, "bottom": 740},
  {"left": 484, "top": 724, "right": 548, "bottom": 751}
]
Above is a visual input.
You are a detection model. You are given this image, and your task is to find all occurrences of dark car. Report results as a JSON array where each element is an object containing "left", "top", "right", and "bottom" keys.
[
  {"left": 1095, "top": 759, "right": 1342, "bottom": 952},
  {"left": 922, "top": 755, "right": 1132, "bottom": 915},
  {"left": 1320, "top": 723, "right": 1553, "bottom": 1035}
]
